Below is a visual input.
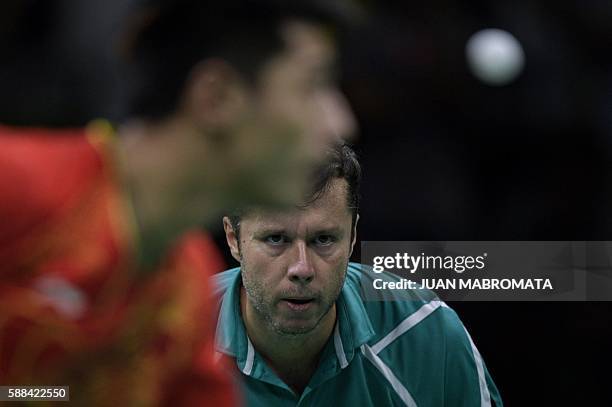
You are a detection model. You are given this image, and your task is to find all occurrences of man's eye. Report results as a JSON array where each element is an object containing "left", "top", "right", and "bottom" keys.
[
  {"left": 314, "top": 235, "right": 335, "bottom": 246},
  {"left": 265, "top": 235, "right": 286, "bottom": 245}
]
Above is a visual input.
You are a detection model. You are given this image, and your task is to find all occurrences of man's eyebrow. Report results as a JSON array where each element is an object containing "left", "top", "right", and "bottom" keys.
[
  {"left": 311, "top": 226, "right": 344, "bottom": 236},
  {"left": 252, "top": 227, "right": 287, "bottom": 237}
]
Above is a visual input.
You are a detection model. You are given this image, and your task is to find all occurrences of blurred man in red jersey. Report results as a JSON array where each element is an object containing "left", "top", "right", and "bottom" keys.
[{"left": 0, "top": 0, "right": 360, "bottom": 405}]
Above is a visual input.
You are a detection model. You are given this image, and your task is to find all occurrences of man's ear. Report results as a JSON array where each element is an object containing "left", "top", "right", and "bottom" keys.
[
  {"left": 182, "top": 59, "right": 248, "bottom": 129},
  {"left": 223, "top": 216, "right": 242, "bottom": 263},
  {"left": 349, "top": 213, "right": 359, "bottom": 257}
]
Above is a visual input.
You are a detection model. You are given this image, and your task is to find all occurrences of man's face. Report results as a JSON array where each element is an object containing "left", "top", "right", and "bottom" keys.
[
  {"left": 204, "top": 19, "right": 357, "bottom": 207},
  {"left": 257, "top": 19, "right": 357, "bottom": 158},
  {"left": 124, "top": 19, "right": 356, "bottom": 236},
  {"left": 227, "top": 178, "right": 356, "bottom": 336}
]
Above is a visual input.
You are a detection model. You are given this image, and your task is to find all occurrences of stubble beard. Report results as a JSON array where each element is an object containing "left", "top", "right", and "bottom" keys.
[{"left": 241, "top": 263, "right": 347, "bottom": 337}]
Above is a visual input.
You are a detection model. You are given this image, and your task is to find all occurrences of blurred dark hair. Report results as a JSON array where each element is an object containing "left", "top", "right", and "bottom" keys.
[
  {"left": 228, "top": 142, "right": 361, "bottom": 240},
  {"left": 125, "top": 0, "right": 361, "bottom": 121},
  {"left": 0, "top": 0, "right": 361, "bottom": 126}
]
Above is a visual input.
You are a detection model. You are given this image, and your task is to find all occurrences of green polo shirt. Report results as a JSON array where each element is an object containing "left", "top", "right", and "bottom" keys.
[{"left": 213, "top": 263, "right": 503, "bottom": 407}]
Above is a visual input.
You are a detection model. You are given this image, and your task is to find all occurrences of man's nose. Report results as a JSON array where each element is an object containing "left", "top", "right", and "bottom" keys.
[
  {"left": 287, "top": 241, "right": 315, "bottom": 284},
  {"left": 316, "top": 89, "right": 358, "bottom": 143}
]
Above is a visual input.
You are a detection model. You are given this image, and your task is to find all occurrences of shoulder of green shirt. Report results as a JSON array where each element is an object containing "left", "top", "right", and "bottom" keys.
[{"left": 347, "top": 262, "right": 503, "bottom": 407}]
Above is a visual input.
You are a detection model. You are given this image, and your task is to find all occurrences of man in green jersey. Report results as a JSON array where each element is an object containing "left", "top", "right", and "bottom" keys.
[{"left": 215, "top": 143, "right": 503, "bottom": 406}]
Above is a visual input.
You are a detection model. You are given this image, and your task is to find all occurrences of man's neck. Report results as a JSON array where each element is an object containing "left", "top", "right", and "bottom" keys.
[
  {"left": 115, "top": 118, "right": 216, "bottom": 271},
  {"left": 240, "top": 287, "right": 336, "bottom": 395}
]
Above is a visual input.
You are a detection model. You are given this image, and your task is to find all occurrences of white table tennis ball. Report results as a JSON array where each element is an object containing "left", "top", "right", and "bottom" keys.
[{"left": 466, "top": 28, "right": 525, "bottom": 86}]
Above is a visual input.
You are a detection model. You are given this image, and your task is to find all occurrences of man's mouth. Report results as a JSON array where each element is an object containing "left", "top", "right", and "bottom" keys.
[
  {"left": 281, "top": 298, "right": 315, "bottom": 311},
  {"left": 285, "top": 298, "right": 313, "bottom": 304}
]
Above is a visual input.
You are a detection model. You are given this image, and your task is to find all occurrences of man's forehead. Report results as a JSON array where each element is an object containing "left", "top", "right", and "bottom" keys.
[
  {"left": 281, "top": 19, "right": 336, "bottom": 56},
  {"left": 270, "top": 18, "right": 337, "bottom": 75},
  {"left": 241, "top": 178, "right": 351, "bottom": 228}
]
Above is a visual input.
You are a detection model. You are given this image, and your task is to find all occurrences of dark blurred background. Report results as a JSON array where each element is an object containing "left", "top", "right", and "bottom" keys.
[
  {"left": 0, "top": 0, "right": 131, "bottom": 126},
  {"left": 218, "top": 0, "right": 612, "bottom": 405}
]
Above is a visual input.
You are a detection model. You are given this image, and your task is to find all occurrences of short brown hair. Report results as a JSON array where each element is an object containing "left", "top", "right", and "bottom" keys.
[{"left": 228, "top": 142, "right": 361, "bottom": 239}]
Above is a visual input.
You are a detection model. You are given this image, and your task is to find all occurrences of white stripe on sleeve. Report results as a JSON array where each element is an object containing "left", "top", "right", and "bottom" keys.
[
  {"left": 361, "top": 344, "right": 418, "bottom": 407},
  {"left": 371, "top": 300, "right": 444, "bottom": 355}
]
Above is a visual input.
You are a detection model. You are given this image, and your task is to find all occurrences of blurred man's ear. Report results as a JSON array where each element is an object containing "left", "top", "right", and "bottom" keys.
[
  {"left": 223, "top": 216, "right": 242, "bottom": 262},
  {"left": 349, "top": 214, "right": 359, "bottom": 257},
  {"left": 182, "top": 59, "right": 248, "bottom": 129}
]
